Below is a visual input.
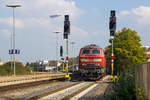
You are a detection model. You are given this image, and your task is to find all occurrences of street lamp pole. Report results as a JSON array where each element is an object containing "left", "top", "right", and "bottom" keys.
[
  {"left": 50, "top": 14, "right": 62, "bottom": 72},
  {"left": 70, "top": 42, "right": 75, "bottom": 64},
  {"left": 7, "top": 4, "right": 21, "bottom": 76},
  {"left": 70, "top": 42, "right": 75, "bottom": 57},
  {"left": 53, "top": 32, "right": 61, "bottom": 72}
]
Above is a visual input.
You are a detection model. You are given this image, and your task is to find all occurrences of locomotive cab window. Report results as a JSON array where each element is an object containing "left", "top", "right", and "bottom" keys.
[
  {"left": 92, "top": 49, "right": 100, "bottom": 54},
  {"left": 82, "top": 49, "right": 90, "bottom": 54}
]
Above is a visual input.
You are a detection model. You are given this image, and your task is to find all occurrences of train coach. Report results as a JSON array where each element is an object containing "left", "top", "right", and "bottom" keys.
[{"left": 78, "top": 44, "right": 106, "bottom": 80}]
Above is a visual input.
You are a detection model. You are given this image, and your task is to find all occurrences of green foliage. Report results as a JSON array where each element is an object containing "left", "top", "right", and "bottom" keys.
[
  {"left": 105, "top": 28, "right": 146, "bottom": 100},
  {"left": 106, "top": 68, "right": 136, "bottom": 100},
  {"left": 25, "top": 66, "right": 33, "bottom": 74},
  {"left": 0, "top": 62, "right": 29, "bottom": 75},
  {"left": 25, "top": 62, "right": 30, "bottom": 67},
  {"left": 136, "top": 86, "right": 148, "bottom": 100},
  {"left": 0, "top": 65, "right": 10, "bottom": 75},
  {"left": 105, "top": 27, "right": 146, "bottom": 73}
]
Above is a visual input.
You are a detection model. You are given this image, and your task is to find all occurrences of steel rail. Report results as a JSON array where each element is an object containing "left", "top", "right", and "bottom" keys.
[{"left": 27, "top": 82, "right": 83, "bottom": 100}]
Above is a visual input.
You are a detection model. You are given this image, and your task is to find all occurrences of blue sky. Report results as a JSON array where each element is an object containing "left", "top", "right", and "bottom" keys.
[{"left": 0, "top": 0, "right": 150, "bottom": 63}]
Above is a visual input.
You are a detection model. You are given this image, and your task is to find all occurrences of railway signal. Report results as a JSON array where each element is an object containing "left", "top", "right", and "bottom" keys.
[
  {"left": 109, "top": 10, "right": 117, "bottom": 78},
  {"left": 64, "top": 15, "right": 70, "bottom": 39},
  {"left": 64, "top": 15, "right": 71, "bottom": 80},
  {"left": 109, "top": 10, "right": 116, "bottom": 37}
]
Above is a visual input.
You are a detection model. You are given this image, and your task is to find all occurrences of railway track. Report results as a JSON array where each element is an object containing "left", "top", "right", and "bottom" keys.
[{"left": 27, "top": 75, "right": 109, "bottom": 100}]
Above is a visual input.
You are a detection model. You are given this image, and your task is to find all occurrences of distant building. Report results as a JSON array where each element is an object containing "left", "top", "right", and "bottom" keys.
[
  {"left": 0, "top": 59, "right": 3, "bottom": 65},
  {"left": 30, "top": 60, "right": 57, "bottom": 72},
  {"left": 143, "top": 46, "right": 150, "bottom": 62},
  {"left": 48, "top": 60, "right": 57, "bottom": 67}
]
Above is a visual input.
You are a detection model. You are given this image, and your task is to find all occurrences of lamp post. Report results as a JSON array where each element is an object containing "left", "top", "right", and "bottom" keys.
[
  {"left": 70, "top": 42, "right": 75, "bottom": 57},
  {"left": 50, "top": 14, "right": 61, "bottom": 18},
  {"left": 70, "top": 42, "right": 75, "bottom": 64},
  {"left": 50, "top": 14, "right": 62, "bottom": 72},
  {"left": 53, "top": 32, "right": 61, "bottom": 72},
  {"left": 7, "top": 4, "right": 21, "bottom": 76}
]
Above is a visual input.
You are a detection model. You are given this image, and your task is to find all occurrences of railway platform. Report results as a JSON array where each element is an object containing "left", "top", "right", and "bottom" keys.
[{"left": 0, "top": 72, "right": 65, "bottom": 87}]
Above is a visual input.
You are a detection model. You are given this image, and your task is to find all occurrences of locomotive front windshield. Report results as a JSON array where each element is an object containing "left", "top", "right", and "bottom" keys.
[
  {"left": 82, "top": 49, "right": 90, "bottom": 54},
  {"left": 92, "top": 49, "right": 100, "bottom": 54}
]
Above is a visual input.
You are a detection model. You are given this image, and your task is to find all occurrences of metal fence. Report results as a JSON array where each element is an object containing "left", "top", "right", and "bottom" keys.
[{"left": 135, "top": 63, "right": 150, "bottom": 100}]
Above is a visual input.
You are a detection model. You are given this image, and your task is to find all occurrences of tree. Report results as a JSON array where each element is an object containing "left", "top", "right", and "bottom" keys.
[
  {"left": 0, "top": 62, "right": 28, "bottom": 75},
  {"left": 105, "top": 28, "right": 146, "bottom": 100},
  {"left": 25, "top": 62, "right": 30, "bottom": 67},
  {"left": 105, "top": 27, "right": 146, "bottom": 74}
]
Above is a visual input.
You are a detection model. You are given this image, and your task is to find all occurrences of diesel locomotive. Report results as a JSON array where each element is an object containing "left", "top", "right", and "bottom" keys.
[{"left": 79, "top": 44, "right": 106, "bottom": 80}]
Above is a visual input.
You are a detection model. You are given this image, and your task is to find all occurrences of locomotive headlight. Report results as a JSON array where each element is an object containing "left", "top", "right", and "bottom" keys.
[
  {"left": 93, "top": 59, "right": 102, "bottom": 62},
  {"left": 81, "top": 63, "right": 87, "bottom": 66},
  {"left": 95, "top": 63, "right": 100, "bottom": 66},
  {"left": 80, "top": 59, "right": 89, "bottom": 62}
]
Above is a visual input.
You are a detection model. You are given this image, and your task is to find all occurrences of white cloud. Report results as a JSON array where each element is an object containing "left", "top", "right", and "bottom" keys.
[
  {"left": 119, "top": 6, "right": 150, "bottom": 46},
  {"left": 23, "top": 18, "right": 51, "bottom": 28},
  {"left": 119, "top": 11, "right": 130, "bottom": 16},
  {"left": 0, "top": 18, "right": 24, "bottom": 28},
  {"left": 0, "top": 29, "right": 10, "bottom": 37},
  {"left": 19, "top": 0, "right": 82, "bottom": 20},
  {"left": 0, "top": 18, "right": 11, "bottom": 26},
  {"left": 119, "top": 6, "right": 150, "bottom": 25},
  {"left": 1, "top": 0, "right": 82, "bottom": 33},
  {"left": 132, "top": 6, "right": 150, "bottom": 25},
  {"left": 72, "top": 26, "right": 89, "bottom": 37},
  {"left": 92, "top": 31, "right": 106, "bottom": 36}
]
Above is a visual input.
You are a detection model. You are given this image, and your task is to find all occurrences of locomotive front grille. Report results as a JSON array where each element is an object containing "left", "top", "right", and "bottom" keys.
[
  {"left": 87, "top": 64, "right": 96, "bottom": 66},
  {"left": 80, "top": 63, "right": 100, "bottom": 66},
  {"left": 79, "top": 66, "right": 103, "bottom": 75}
]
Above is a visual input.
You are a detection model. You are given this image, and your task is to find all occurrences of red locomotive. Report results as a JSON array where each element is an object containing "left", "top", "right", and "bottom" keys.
[{"left": 79, "top": 44, "right": 106, "bottom": 80}]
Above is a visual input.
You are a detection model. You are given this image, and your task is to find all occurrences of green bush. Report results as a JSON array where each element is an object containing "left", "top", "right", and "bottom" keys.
[
  {"left": 136, "top": 86, "right": 148, "bottom": 100},
  {"left": 106, "top": 67, "right": 136, "bottom": 100},
  {"left": 0, "top": 62, "right": 29, "bottom": 75},
  {"left": 25, "top": 66, "right": 33, "bottom": 74},
  {"left": 0, "top": 65, "right": 9, "bottom": 75}
]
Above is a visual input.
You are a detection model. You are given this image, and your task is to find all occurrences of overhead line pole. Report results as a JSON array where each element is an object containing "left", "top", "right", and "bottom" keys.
[{"left": 49, "top": 14, "right": 62, "bottom": 72}]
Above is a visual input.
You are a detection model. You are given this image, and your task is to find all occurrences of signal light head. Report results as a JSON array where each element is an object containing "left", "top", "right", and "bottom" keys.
[
  {"left": 64, "top": 21, "right": 70, "bottom": 33},
  {"left": 109, "top": 17, "right": 116, "bottom": 30},
  {"left": 64, "top": 15, "right": 70, "bottom": 39},
  {"left": 110, "top": 10, "right": 115, "bottom": 17},
  {"left": 65, "top": 15, "right": 69, "bottom": 21},
  {"left": 64, "top": 33, "right": 68, "bottom": 39},
  {"left": 109, "top": 10, "right": 116, "bottom": 37}
]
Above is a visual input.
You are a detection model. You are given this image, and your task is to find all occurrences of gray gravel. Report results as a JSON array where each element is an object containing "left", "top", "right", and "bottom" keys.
[
  {"left": 0, "top": 81, "right": 77, "bottom": 100},
  {"left": 78, "top": 82, "right": 109, "bottom": 100},
  {"left": 39, "top": 82, "right": 92, "bottom": 100}
]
